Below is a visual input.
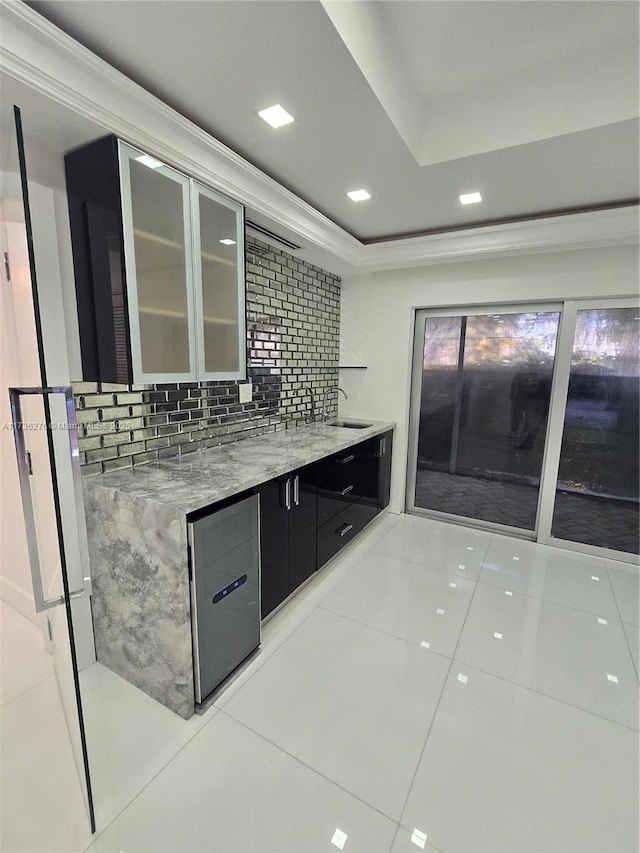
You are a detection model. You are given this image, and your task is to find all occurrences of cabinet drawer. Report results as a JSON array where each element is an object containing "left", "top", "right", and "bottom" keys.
[
  {"left": 318, "top": 441, "right": 378, "bottom": 491},
  {"left": 317, "top": 479, "right": 360, "bottom": 526},
  {"left": 314, "top": 446, "right": 362, "bottom": 487},
  {"left": 317, "top": 499, "right": 377, "bottom": 568}
]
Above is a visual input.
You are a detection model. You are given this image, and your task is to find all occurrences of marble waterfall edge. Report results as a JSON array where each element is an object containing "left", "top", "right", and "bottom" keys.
[{"left": 83, "top": 482, "right": 195, "bottom": 719}]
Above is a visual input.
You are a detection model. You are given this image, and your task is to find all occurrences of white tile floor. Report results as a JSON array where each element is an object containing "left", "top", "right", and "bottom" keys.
[
  {"left": 2, "top": 512, "right": 639, "bottom": 852},
  {"left": 0, "top": 601, "right": 93, "bottom": 853}
]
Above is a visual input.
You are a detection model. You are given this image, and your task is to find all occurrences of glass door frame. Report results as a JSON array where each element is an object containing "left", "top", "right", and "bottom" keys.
[
  {"left": 536, "top": 296, "right": 639, "bottom": 564},
  {"left": 8, "top": 104, "right": 96, "bottom": 833},
  {"left": 119, "top": 141, "right": 199, "bottom": 384},
  {"left": 406, "top": 301, "right": 563, "bottom": 541},
  {"left": 406, "top": 298, "right": 639, "bottom": 564},
  {"left": 191, "top": 178, "right": 247, "bottom": 382}
]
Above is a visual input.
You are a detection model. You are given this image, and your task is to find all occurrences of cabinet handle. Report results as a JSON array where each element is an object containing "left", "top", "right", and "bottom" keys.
[
  {"left": 375, "top": 437, "right": 385, "bottom": 458},
  {"left": 285, "top": 477, "right": 292, "bottom": 511},
  {"left": 336, "top": 523, "right": 353, "bottom": 537},
  {"left": 293, "top": 474, "right": 300, "bottom": 506},
  {"left": 340, "top": 484, "right": 354, "bottom": 496},
  {"left": 336, "top": 454, "right": 354, "bottom": 465}
]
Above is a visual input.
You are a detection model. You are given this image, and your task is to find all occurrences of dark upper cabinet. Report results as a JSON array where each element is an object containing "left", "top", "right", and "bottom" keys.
[
  {"left": 258, "top": 465, "right": 318, "bottom": 619},
  {"left": 66, "top": 136, "right": 131, "bottom": 383},
  {"left": 65, "top": 136, "right": 246, "bottom": 385}
]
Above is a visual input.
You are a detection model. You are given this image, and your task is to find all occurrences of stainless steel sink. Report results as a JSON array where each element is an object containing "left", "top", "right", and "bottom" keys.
[{"left": 326, "top": 420, "right": 372, "bottom": 429}]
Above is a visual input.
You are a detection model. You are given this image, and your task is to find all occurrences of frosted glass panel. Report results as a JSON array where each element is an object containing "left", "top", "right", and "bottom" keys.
[
  {"left": 552, "top": 307, "right": 639, "bottom": 553},
  {"left": 196, "top": 187, "right": 242, "bottom": 375},
  {"left": 128, "top": 157, "right": 191, "bottom": 374}
]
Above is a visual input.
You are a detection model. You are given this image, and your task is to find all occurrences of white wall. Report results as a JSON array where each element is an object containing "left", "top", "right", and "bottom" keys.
[
  {"left": 338, "top": 244, "right": 640, "bottom": 513},
  {"left": 0, "top": 200, "right": 42, "bottom": 623}
]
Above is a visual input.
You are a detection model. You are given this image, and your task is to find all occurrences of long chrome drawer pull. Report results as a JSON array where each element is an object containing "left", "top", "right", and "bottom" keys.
[
  {"left": 340, "top": 485, "right": 354, "bottom": 496},
  {"left": 337, "top": 523, "right": 353, "bottom": 537},
  {"left": 337, "top": 454, "right": 354, "bottom": 465}
]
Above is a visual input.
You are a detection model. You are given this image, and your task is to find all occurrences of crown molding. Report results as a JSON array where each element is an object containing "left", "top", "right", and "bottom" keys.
[
  {"left": 1, "top": 1, "right": 637, "bottom": 276},
  {"left": 358, "top": 206, "right": 639, "bottom": 273}
]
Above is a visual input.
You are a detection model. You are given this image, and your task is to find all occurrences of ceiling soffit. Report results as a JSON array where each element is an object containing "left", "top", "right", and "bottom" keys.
[{"left": 323, "top": 0, "right": 639, "bottom": 166}]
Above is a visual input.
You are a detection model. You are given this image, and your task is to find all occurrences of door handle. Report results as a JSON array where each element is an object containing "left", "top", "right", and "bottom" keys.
[
  {"left": 336, "top": 523, "right": 353, "bottom": 537},
  {"left": 293, "top": 474, "right": 300, "bottom": 506},
  {"left": 375, "top": 436, "right": 385, "bottom": 457},
  {"left": 340, "top": 484, "right": 354, "bottom": 496},
  {"left": 285, "top": 477, "right": 292, "bottom": 511},
  {"left": 336, "top": 454, "right": 354, "bottom": 465},
  {"left": 9, "top": 387, "right": 92, "bottom": 612}
]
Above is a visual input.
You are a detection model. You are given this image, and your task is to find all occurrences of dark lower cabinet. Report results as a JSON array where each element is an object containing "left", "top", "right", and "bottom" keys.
[
  {"left": 314, "top": 430, "right": 394, "bottom": 570},
  {"left": 317, "top": 498, "right": 377, "bottom": 567},
  {"left": 258, "top": 466, "right": 317, "bottom": 619},
  {"left": 376, "top": 430, "right": 393, "bottom": 511},
  {"left": 258, "top": 477, "right": 290, "bottom": 619},
  {"left": 288, "top": 472, "right": 318, "bottom": 591},
  {"left": 259, "top": 429, "right": 394, "bottom": 616}
]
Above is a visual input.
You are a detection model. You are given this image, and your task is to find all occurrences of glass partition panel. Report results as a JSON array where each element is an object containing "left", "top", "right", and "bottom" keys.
[
  {"left": 551, "top": 307, "right": 639, "bottom": 553},
  {"left": 2, "top": 104, "right": 95, "bottom": 837}
]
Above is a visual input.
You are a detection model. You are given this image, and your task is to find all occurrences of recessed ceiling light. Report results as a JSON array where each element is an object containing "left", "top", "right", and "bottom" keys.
[
  {"left": 219, "top": 238, "right": 236, "bottom": 246},
  {"left": 459, "top": 191, "right": 482, "bottom": 205},
  {"left": 347, "top": 189, "right": 371, "bottom": 202},
  {"left": 135, "top": 154, "right": 163, "bottom": 169},
  {"left": 258, "top": 104, "right": 294, "bottom": 128}
]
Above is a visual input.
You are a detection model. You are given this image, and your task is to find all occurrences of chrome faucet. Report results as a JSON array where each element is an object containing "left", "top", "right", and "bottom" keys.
[
  {"left": 307, "top": 387, "right": 316, "bottom": 423},
  {"left": 321, "top": 385, "right": 348, "bottom": 424}
]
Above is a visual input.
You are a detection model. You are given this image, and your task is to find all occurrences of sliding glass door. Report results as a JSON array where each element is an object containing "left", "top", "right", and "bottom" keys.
[
  {"left": 407, "top": 300, "right": 639, "bottom": 559},
  {"left": 548, "top": 301, "right": 639, "bottom": 554},
  {"left": 408, "top": 306, "right": 561, "bottom": 532}
]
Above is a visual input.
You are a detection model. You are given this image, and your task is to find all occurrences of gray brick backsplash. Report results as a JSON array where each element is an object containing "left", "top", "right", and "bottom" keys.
[
  {"left": 103, "top": 457, "right": 133, "bottom": 474},
  {"left": 74, "top": 237, "right": 341, "bottom": 475}
]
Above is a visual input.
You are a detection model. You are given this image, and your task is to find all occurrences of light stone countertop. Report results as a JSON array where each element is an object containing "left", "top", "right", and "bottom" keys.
[{"left": 82, "top": 419, "right": 396, "bottom": 515}]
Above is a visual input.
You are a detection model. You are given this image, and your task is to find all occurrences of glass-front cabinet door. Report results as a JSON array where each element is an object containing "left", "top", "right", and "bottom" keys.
[
  {"left": 192, "top": 181, "right": 246, "bottom": 380},
  {"left": 119, "top": 142, "right": 198, "bottom": 383}
]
